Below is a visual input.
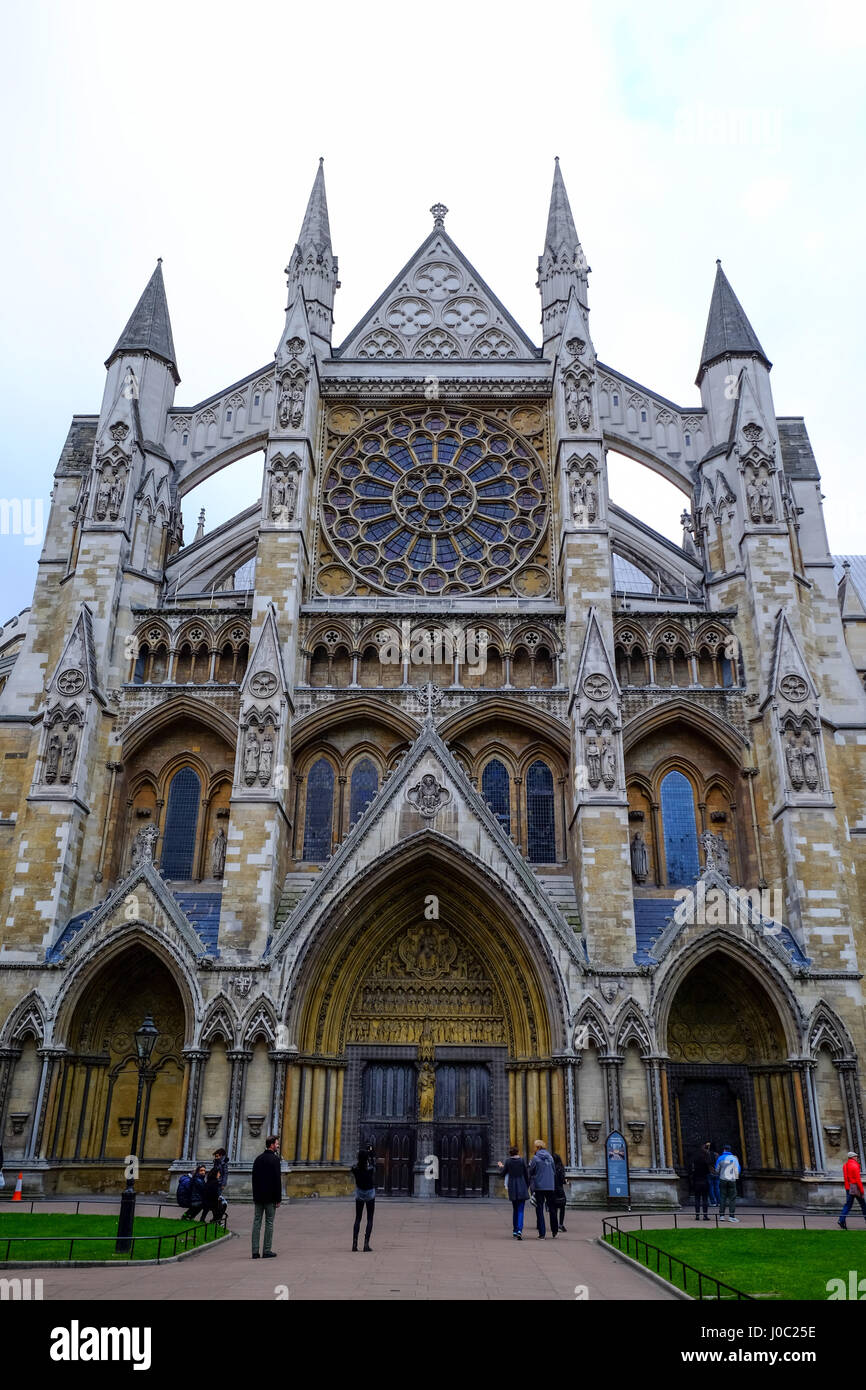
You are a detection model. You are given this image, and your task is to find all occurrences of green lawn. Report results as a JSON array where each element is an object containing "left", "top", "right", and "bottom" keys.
[
  {"left": 606, "top": 1227, "right": 864, "bottom": 1300},
  {"left": 0, "top": 1212, "right": 225, "bottom": 1262}
]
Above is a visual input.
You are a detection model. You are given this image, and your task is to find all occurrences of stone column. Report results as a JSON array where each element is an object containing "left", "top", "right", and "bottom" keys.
[
  {"left": 835, "top": 1059, "right": 865, "bottom": 1159},
  {"left": 600, "top": 1054, "right": 623, "bottom": 1134},
  {"left": 181, "top": 1049, "right": 210, "bottom": 1161},
  {"left": 268, "top": 1049, "right": 294, "bottom": 1139},
  {"left": 787, "top": 1059, "right": 817, "bottom": 1173},
  {"left": 0, "top": 1046, "right": 22, "bottom": 1140},
  {"left": 226, "top": 1049, "right": 253, "bottom": 1160},
  {"left": 29, "top": 1047, "right": 67, "bottom": 1160},
  {"left": 558, "top": 1055, "right": 580, "bottom": 1168},
  {"left": 646, "top": 1056, "right": 671, "bottom": 1171}
]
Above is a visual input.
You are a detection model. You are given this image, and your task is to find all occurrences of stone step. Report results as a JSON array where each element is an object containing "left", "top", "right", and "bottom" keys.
[
  {"left": 276, "top": 871, "right": 320, "bottom": 925},
  {"left": 533, "top": 872, "right": 582, "bottom": 928}
]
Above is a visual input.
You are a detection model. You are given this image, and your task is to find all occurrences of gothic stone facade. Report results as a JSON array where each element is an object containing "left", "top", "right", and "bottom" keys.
[{"left": 1, "top": 163, "right": 865, "bottom": 1205}]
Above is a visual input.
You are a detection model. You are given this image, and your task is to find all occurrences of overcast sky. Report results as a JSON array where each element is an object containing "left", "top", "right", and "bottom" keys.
[{"left": 1, "top": 0, "right": 863, "bottom": 619}]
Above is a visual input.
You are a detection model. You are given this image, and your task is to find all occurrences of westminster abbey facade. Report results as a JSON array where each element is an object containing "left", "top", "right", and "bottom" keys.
[{"left": 1, "top": 161, "right": 865, "bottom": 1205}]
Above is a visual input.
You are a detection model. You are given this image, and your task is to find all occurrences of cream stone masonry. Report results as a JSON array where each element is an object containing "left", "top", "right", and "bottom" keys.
[{"left": 0, "top": 160, "right": 864, "bottom": 1208}]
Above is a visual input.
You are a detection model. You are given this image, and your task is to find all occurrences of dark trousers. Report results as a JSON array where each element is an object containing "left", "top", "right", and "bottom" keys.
[
  {"left": 693, "top": 1183, "right": 708, "bottom": 1216},
  {"left": 534, "top": 1191, "right": 558, "bottom": 1236},
  {"left": 353, "top": 1198, "right": 375, "bottom": 1242},
  {"left": 840, "top": 1191, "right": 866, "bottom": 1224},
  {"left": 554, "top": 1193, "right": 567, "bottom": 1227}
]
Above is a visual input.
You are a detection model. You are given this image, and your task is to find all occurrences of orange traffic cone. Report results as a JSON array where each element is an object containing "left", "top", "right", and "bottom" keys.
[{"left": 11, "top": 1172, "right": 23, "bottom": 1201}]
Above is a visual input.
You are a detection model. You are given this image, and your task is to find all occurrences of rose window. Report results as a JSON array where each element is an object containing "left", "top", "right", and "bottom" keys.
[{"left": 320, "top": 406, "right": 549, "bottom": 596}]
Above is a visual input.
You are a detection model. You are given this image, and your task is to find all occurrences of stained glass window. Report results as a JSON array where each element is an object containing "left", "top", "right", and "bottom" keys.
[
  {"left": 482, "top": 759, "right": 511, "bottom": 837},
  {"left": 661, "top": 770, "right": 700, "bottom": 885},
  {"left": 526, "top": 760, "right": 555, "bottom": 862},
  {"left": 161, "top": 767, "right": 201, "bottom": 879},
  {"left": 319, "top": 406, "right": 549, "bottom": 596},
  {"left": 303, "top": 758, "right": 334, "bottom": 861},
  {"left": 350, "top": 758, "right": 379, "bottom": 826}
]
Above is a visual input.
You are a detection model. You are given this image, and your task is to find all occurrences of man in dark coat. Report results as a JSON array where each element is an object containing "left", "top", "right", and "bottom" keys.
[
  {"left": 691, "top": 1142, "right": 713, "bottom": 1220},
  {"left": 251, "top": 1134, "right": 282, "bottom": 1258},
  {"left": 529, "top": 1138, "right": 559, "bottom": 1238}
]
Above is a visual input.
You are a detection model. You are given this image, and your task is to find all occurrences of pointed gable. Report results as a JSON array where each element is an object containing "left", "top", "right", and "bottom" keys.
[
  {"left": 47, "top": 604, "right": 100, "bottom": 700},
  {"left": 698, "top": 261, "right": 770, "bottom": 382},
  {"left": 768, "top": 608, "right": 818, "bottom": 708},
  {"left": 336, "top": 226, "right": 539, "bottom": 361},
  {"left": 272, "top": 717, "right": 583, "bottom": 964}
]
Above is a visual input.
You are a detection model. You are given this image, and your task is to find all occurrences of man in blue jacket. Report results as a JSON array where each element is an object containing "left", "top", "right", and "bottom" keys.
[
  {"left": 714, "top": 1144, "right": 741, "bottom": 1223},
  {"left": 529, "top": 1139, "right": 559, "bottom": 1238}
]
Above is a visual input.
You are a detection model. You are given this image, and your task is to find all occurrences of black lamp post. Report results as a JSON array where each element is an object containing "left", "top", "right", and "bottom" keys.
[{"left": 115, "top": 1014, "right": 159, "bottom": 1253}]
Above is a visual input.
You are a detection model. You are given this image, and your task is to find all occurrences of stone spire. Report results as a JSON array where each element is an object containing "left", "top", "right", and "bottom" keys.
[
  {"left": 697, "top": 260, "right": 771, "bottom": 383},
  {"left": 537, "top": 157, "right": 589, "bottom": 351},
  {"left": 106, "top": 260, "right": 179, "bottom": 383},
  {"left": 285, "top": 158, "right": 339, "bottom": 355}
]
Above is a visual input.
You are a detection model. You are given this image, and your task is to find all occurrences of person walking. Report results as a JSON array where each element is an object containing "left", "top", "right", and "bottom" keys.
[
  {"left": 707, "top": 1143, "right": 720, "bottom": 1208},
  {"left": 691, "top": 1143, "right": 712, "bottom": 1220},
  {"left": 838, "top": 1151, "right": 866, "bottom": 1229},
  {"left": 528, "top": 1138, "right": 558, "bottom": 1238},
  {"left": 350, "top": 1145, "right": 377, "bottom": 1251},
  {"left": 498, "top": 1145, "right": 531, "bottom": 1239},
  {"left": 251, "top": 1134, "right": 282, "bottom": 1259},
  {"left": 715, "top": 1144, "right": 741, "bottom": 1223},
  {"left": 552, "top": 1152, "right": 568, "bottom": 1233}
]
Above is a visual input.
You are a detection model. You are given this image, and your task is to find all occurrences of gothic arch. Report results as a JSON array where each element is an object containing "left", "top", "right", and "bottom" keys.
[
  {"left": 291, "top": 698, "right": 419, "bottom": 752},
  {"left": 622, "top": 699, "right": 748, "bottom": 764},
  {"left": 807, "top": 1001, "right": 856, "bottom": 1060},
  {"left": 0, "top": 990, "right": 47, "bottom": 1046},
  {"left": 281, "top": 834, "right": 571, "bottom": 1056},
  {"left": 121, "top": 696, "right": 238, "bottom": 761},
  {"left": 572, "top": 998, "right": 610, "bottom": 1052},
  {"left": 612, "top": 998, "right": 655, "bottom": 1056},
  {"left": 439, "top": 698, "right": 570, "bottom": 755},
  {"left": 242, "top": 999, "right": 278, "bottom": 1047},
  {"left": 200, "top": 993, "right": 239, "bottom": 1048}
]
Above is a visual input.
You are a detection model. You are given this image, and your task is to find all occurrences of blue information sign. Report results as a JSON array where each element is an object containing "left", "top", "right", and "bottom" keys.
[{"left": 605, "top": 1130, "right": 630, "bottom": 1200}]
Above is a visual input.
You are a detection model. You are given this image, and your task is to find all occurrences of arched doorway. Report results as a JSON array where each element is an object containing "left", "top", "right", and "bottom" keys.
[
  {"left": 49, "top": 945, "right": 188, "bottom": 1179},
  {"left": 663, "top": 952, "right": 807, "bottom": 1196},
  {"left": 284, "top": 845, "right": 565, "bottom": 1196}
]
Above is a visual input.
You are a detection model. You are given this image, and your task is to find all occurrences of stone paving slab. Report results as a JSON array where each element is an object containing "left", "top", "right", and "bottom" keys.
[{"left": 26, "top": 1201, "right": 677, "bottom": 1302}]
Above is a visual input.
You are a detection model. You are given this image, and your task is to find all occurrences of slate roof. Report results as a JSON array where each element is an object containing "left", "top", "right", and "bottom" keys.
[
  {"left": 632, "top": 897, "right": 811, "bottom": 968},
  {"left": 777, "top": 417, "right": 820, "bottom": 480}
]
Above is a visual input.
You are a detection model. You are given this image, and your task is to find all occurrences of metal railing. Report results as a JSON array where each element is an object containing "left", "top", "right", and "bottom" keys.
[
  {"left": 602, "top": 1214, "right": 753, "bottom": 1301},
  {"left": 0, "top": 1213, "right": 228, "bottom": 1263}
]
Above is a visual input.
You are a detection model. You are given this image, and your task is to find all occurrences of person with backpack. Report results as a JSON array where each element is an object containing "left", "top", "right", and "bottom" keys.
[
  {"left": 528, "top": 1138, "right": 558, "bottom": 1238},
  {"left": 177, "top": 1164, "right": 208, "bottom": 1220},
  {"left": 691, "top": 1143, "right": 713, "bottom": 1220},
  {"left": 838, "top": 1151, "right": 866, "bottom": 1229},
  {"left": 350, "top": 1145, "right": 377, "bottom": 1251},
  {"left": 714, "top": 1144, "right": 741, "bottom": 1222},
  {"left": 497, "top": 1145, "right": 531, "bottom": 1239},
  {"left": 552, "top": 1152, "right": 568, "bottom": 1233},
  {"left": 251, "top": 1134, "right": 282, "bottom": 1258}
]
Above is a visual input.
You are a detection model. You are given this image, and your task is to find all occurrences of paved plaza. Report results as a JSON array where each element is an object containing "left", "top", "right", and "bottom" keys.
[{"left": 26, "top": 1200, "right": 675, "bottom": 1302}]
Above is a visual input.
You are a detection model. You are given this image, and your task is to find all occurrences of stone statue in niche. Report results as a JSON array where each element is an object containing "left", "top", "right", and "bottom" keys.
[
  {"left": 601, "top": 734, "right": 617, "bottom": 790},
  {"left": 109, "top": 470, "right": 126, "bottom": 521},
  {"left": 211, "top": 827, "right": 226, "bottom": 878},
  {"left": 259, "top": 729, "right": 274, "bottom": 785},
  {"left": 269, "top": 471, "right": 286, "bottom": 519},
  {"left": 585, "top": 734, "right": 601, "bottom": 789},
  {"left": 418, "top": 1063, "right": 436, "bottom": 1123},
  {"left": 45, "top": 731, "right": 62, "bottom": 783},
  {"left": 577, "top": 381, "right": 593, "bottom": 430},
  {"left": 284, "top": 470, "right": 298, "bottom": 518},
  {"left": 801, "top": 730, "right": 820, "bottom": 791},
  {"left": 95, "top": 474, "right": 111, "bottom": 520},
  {"left": 570, "top": 474, "right": 585, "bottom": 523},
  {"left": 758, "top": 476, "right": 774, "bottom": 522},
  {"left": 59, "top": 729, "right": 78, "bottom": 783},
  {"left": 565, "top": 376, "right": 580, "bottom": 430},
  {"left": 583, "top": 475, "right": 598, "bottom": 523},
  {"left": 746, "top": 476, "right": 761, "bottom": 524},
  {"left": 784, "top": 728, "right": 804, "bottom": 790},
  {"left": 243, "top": 729, "right": 260, "bottom": 785},
  {"left": 630, "top": 831, "right": 649, "bottom": 882},
  {"left": 277, "top": 378, "right": 292, "bottom": 429}
]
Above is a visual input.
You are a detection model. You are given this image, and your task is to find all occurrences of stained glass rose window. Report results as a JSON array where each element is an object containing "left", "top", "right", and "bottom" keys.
[{"left": 320, "top": 407, "right": 548, "bottom": 596}]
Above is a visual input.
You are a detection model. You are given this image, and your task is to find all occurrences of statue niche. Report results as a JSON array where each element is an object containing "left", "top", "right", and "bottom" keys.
[{"left": 744, "top": 462, "right": 775, "bottom": 525}]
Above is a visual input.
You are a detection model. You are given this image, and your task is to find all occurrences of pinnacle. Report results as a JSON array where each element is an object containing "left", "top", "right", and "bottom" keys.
[
  {"left": 699, "top": 261, "right": 770, "bottom": 377},
  {"left": 107, "top": 261, "right": 178, "bottom": 380}
]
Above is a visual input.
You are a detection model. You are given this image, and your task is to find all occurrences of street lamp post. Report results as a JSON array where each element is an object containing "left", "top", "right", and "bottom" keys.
[{"left": 115, "top": 1014, "right": 159, "bottom": 1254}]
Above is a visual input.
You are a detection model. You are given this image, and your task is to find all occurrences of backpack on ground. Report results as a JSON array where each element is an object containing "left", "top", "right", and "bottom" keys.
[{"left": 176, "top": 1173, "right": 193, "bottom": 1206}]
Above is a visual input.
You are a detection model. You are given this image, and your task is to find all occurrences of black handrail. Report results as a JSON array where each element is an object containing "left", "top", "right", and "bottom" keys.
[
  {"left": 0, "top": 1214, "right": 228, "bottom": 1263},
  {"left": 602, "top": 1215, "right": 754, "bottom": 1301}
]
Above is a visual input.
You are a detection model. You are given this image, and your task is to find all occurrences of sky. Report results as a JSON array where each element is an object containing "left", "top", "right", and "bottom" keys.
[{"left": 1, "top": 0, "right": 864, "bottom": 619}]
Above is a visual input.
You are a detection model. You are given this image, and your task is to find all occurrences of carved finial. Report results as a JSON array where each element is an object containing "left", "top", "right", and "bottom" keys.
[{"left": 430, "top": 203, "right": 449, "bottom": 228}]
